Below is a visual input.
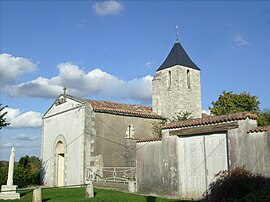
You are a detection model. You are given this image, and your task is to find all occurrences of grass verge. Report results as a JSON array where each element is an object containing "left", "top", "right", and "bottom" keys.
[{"left": 0, "top": 187, "right": 193, "bottom": 202}]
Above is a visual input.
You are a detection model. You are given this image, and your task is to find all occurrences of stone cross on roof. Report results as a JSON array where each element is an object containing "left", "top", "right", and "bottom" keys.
[{"left": 63, "top": 87, "right": 67, "bottom": 95}]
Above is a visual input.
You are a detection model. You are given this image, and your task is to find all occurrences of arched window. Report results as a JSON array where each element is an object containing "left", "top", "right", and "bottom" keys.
[
  {"left": 168, "top": 70, "right": 172, "bottom": 89},
  {"left": 125, "top": 124, "right": 135, "bottom": 138},
  {"left": 187, "top": 70, "right": 191, "bottom": 89}
]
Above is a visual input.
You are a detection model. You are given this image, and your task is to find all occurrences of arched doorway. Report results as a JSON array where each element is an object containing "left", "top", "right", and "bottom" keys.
[{"left": 55, "top": 141, "right": 65, "bottom": 186}]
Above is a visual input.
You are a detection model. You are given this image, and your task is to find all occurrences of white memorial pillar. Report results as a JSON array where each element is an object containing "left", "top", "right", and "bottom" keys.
[
  {"left": 7, "top": 147, "right": 15, "bottom": 186},
  {"left": 0, "top": 147, "right": 20, "bottom": 200}
]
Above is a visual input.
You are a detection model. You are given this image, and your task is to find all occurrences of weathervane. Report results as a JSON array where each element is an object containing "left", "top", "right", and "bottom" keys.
[{"left": 175, "top": 25, "right": 179, "bottom": 41}]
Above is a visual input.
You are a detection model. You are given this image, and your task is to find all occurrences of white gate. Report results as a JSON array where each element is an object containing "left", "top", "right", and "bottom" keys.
[{"left": 178, "top": 133, "right": 228, "bottom": 199}]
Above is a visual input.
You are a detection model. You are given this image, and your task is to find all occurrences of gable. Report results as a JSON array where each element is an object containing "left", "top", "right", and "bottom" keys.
[{"left": 43, "top": 94, "right": 85, "bottom": 118}]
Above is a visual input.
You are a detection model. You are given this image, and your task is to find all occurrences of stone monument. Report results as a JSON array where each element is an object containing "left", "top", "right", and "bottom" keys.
[{"left": 0, "top": 147, "right": 20, "bottom": 200}]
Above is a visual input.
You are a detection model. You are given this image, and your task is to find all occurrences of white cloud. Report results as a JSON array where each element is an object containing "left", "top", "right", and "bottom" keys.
[
  {"left": 0, "top": 53, "right": 37, "bottom": 85},
  {"left": 202, "top": 109, "right": 211, "bottom": 115},
  {"left": 3, "top": 107, "right": 42, "bottom": 128},
  {"left": 93, "top": 0, "right": 123, "bottom": 16},
  {"left": 7, "top": 62, "right": 152, "bottom": 104},
  {"left": 144, "top": 62, "right": 153, "bottom": 69},
  {"left": 11, "top": 134, "right": 38, "bottom": 142},
  {"left": 1, "top": 142, "right": 23, "bottom": 149},
  {"left": 233, "top": 35, "right": 249, "bottom": 46}
]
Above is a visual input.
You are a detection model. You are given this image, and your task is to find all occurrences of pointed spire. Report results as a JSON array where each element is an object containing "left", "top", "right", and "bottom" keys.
[{"left": 157, "top": 40, "right": 200, "bottom": 72}]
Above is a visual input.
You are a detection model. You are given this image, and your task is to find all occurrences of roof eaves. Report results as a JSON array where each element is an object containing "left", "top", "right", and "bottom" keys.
[
  {"left": 136, "top": 138, "right": 162, "bottom": 143},
  {"left": 163, "top": 112, "right": 257, "bottom": 130},
  {"left": 248, "top": 126, "right": 270, "bottom": 133},
  {"left": 93, "top": 108, "right": 163, "bottom": 119}
]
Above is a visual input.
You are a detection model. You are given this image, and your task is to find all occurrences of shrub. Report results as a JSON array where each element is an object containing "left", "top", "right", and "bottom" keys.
[
  {"left": 0, "top": 156, "right": 41, "bottom": 187},
  {"left": 0, "top": 164, "right": 8, "bottom": 185},
  {"left": 205, "top": 167, "right": 270, "bottom": 202}
]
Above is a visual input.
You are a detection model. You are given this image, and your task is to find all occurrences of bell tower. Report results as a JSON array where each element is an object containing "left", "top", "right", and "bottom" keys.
[{"left": 152, "top": 39, "right": 202, "bottom": 119}]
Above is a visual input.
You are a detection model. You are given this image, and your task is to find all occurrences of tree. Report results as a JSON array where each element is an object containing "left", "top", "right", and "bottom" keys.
[
  {"left": 257, "top": 109, "right": 270, "bottom": 126},
  {"left": 209, "top": 91, "right": 269, "bottom": 126},
  {"left": 209, "top": 91, "right": 260, "bottom": 116},
  {"left": 170, "top": 111, "right": 193, "bottom": 123},
  {"left": 0, "top": 104, "right": 10, "bottom": 129}
]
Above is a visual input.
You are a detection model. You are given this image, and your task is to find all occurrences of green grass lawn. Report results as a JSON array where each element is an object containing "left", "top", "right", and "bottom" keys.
[{"left": 0, "top": 187, "right": 193, "bottom": 202}]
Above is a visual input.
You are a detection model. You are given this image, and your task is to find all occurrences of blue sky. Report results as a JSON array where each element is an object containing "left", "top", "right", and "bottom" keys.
[{"left": 0, "top": 0, "right": 270, "bottom": 160}]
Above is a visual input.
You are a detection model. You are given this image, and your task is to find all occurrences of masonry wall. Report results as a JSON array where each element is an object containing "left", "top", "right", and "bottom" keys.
[
  {"left": 136, "top": 118, "right": 270, "bottom": 199},
  {"left": 228, "top": 119, "right": 270, "bottom": 176},
  {"left": 91, "top": 113, "right": 162, "bottom": 168},
  {"left": 136, "top": 137, "right": 179, "bottom": 198},
  {"left": 152, "top": 65, "right": 202, "bottom": 119},
  {"left": 42, "top": 96, "right": 88, "bottom": 186}
]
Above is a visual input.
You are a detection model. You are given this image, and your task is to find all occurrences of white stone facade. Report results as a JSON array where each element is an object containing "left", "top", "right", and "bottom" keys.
[
  {"left": 152, "top": 65, "right": 202, "bottom": 119},
  {"left": 41, "top": 95, "right": 88, "bottom": 186}
]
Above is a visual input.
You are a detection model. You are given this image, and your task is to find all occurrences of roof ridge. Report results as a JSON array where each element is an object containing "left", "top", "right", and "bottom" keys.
[
  {"left": 84, "top": 99, "right": 152, "bottom": 108},
  {"left": 83, "top": 99, "right": 164, "bottom": 119},
  {"left": 163, "top": 112, "right": 257, "bottom": 129}
]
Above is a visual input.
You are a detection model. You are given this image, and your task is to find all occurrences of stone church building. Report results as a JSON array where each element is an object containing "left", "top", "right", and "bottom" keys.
[
  {"left": 42, "top": 38, "right": 270, "bottom": 199},
  {"left": 41, "top": 39, "right": 202, "bottom": 187}
]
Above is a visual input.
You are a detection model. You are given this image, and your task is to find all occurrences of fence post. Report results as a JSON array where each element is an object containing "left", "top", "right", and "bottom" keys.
[
  {"left": 85, "top": 181, "right": 94, "bottom": 198},
  {"left": 32, "top": 188, "right": 42, "bottom": 202},
  {"left": 128, "top": 178, "right": 136, "bottom": 193}
]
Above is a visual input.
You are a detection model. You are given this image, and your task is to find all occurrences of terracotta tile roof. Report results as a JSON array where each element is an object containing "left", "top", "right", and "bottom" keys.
[
  {"left": 136, "top": 138, "right": 162, "bottom": 143},
  {"left": 248, "top": 126, "right": 270, "bottom": 133},
  {"left": 84, "top": 99, "right": 163, "bottom": 119},
  {"left": 163, "top": 112, "right": 257, "bottom": 130}
]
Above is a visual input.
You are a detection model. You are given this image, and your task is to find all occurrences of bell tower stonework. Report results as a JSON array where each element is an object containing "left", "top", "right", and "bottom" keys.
[{"left": 152, "top": 40, "right": 202, "bottom": 119}]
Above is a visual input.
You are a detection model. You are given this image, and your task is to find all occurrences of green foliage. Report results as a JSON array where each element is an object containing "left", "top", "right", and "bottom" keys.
[
  {"left": 209, "top": 91, "right": 270, "bottom": 127},
  {"left": 152, "top": 120, "right": 167, "bottom": 138},
  {"left": 0, "top": 156, "right": 41, "bottom": 187},
  {"left": 209, "top": 91, "right": 260, "bottom": 116},
  {"left": 0, "top": 104, "right": 10, "bottom": 130},
  {"left": 205, "top": 167, "right": 270, "bottom": 202},
  {"left": 152, "top": 111, "right": 193, "bottom": 138},
  {"left": 0, "top": 163, "right": 8, "bottom": 186},
  {"left": 257, "top": 109, "right": 270, "bottom": 126},
  {"left": 170, "top": 111, "right": 193, "bottom": 123}
]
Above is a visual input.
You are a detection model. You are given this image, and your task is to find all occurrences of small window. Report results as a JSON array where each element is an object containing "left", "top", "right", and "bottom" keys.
[
  {"left": 168, "top": 70, "right": 172, "bottom": 89},
  {"left": 125, "top": 124, "right": 135, "bottom": 138},
  {"left": 187, "top": 70, "right": 191, "bottom": 89}
]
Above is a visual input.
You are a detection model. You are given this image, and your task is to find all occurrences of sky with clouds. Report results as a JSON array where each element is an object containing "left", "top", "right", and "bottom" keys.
[{"left": 0, "top": 0, "right": 270, "bottom": 160}]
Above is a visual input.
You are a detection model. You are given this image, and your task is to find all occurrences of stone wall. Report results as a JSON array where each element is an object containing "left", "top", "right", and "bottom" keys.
[
  {"left": 152, "top": 65, "right": 202, "bottom": 119},
  {"left": 136, "top": 118, "right": 270, "bottom": 199},
  {"left": 92, "top": 112, "right": 162, "bottom": 167},
  {"left": 136, "top": 137, "right": 179, "bottom": 198},
  {"left": 228, "top": 119, "right": 270, "bottom": 176}
]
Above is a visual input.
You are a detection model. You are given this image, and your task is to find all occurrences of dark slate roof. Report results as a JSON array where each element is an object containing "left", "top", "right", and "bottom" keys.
[
  {"left": 163, "top": 112, "right": 257, "bottom": 129},
  {"left": 157, "top": 40, "right": 200, "bottom": 71},
  {"left": 84, "top": 99, "right": 163, "bottom": 119}
]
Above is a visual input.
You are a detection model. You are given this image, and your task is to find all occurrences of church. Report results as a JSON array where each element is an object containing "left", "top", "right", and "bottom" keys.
[{"left": 41, "top": 39, "right": 203, "bottom": 187}]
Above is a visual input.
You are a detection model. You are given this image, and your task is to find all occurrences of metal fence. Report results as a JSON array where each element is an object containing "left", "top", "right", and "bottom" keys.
[{"left": 85, "top": 167, "right": 136, "bottom": 183}]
